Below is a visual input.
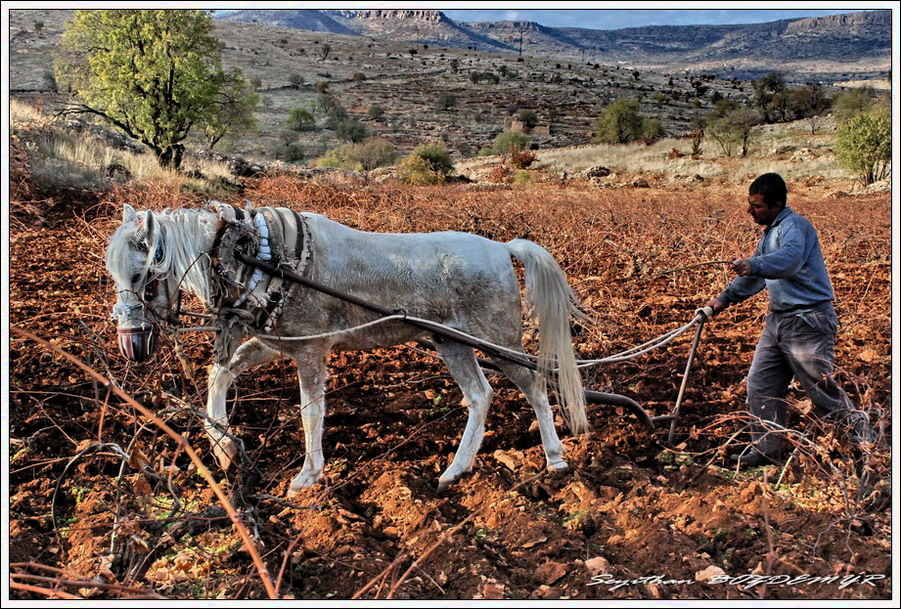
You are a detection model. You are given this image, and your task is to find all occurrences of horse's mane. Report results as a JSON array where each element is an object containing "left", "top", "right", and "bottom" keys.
[{"left": 106, "top": 208, "right": 218, "bottom": 304}]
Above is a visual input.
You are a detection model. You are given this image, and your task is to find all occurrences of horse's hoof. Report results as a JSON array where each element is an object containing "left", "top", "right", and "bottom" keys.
[
  {"left": 288, "top": 471, "right": 322, "bottom": 494},
  {"left": 548, "top": 460, "right": 569, "bottom": 474},
  {"left": 213, "top": 438, "right": 238, "bottom": 470}
]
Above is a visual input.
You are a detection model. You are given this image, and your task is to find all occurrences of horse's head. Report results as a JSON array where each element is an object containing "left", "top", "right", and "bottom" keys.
[{"left": 106, "top": 204, "right": 181, "bottom": 362}]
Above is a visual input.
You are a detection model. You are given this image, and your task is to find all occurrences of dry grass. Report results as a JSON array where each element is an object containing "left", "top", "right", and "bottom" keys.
[
  {"left": 14, "top": 101, "right": 237, "bottom": 195},
  {"left": 528, "top": 118, "right": 857, "bottom": 184}
]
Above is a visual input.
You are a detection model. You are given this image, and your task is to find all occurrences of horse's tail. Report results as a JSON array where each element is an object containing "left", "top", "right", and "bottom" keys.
[{"left": 506, "top": 239, "right": 589, "bottom": 435}]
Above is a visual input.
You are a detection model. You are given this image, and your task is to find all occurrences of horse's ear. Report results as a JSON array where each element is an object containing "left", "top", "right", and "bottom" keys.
[
  {"left": 123, "top": 204, "right": 137, "bottom": 223},
  {"left": 145, "top": 210, "right": 156, "bottom": 243}
]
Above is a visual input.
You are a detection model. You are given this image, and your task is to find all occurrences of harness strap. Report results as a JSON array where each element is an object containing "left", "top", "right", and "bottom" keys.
[{"left": 207, "top": 201, "right": 313, "bottom": 334}]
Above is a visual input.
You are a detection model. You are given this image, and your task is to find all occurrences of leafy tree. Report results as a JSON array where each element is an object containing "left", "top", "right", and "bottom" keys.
[
  {"left": 789, "top": 83, "right": 831, "bottom": 134},
  {"left": 287, "top": 107, "right": 316, "bottom": 131},
  {"left": 707, "top": 107, "right": 759, "bottom": 157},
  {"left": 56, "top": 10, "right": 237, "bottom": 169},
  {"left": 752, "top": 72, "right": 787, "bottom": 123},
  {"left": 835, "top": 109, "right": 891, "bottom": 185},
  {"left": 593, "top": 98, "right": 643, "bottom": 144},
  {"left": 203, "top": 68, "right": 259, "bottom": 149}
]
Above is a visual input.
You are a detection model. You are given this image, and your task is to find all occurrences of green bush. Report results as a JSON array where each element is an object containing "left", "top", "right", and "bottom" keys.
[
  {"left": 287, "top": 107, "right": 315, "bottom": 131},
  {"left": 399, "top": 142, "right": 454, "bottom": 185},
  {"left": 593, "top": 98, "right": 643, "bottom": 144},
  {"left": 491, "top": 131, "right": 530, "bottom": 156},
  {"left": 513, "top": 170, "right": 534, "bottom": 186},
  {"left": 831, "top": 88, "right": 876, "bottom": 124},
  {"left": 835, "top": 109, "right": 891, "bottom": 185},
  {"left": 335, "top": 118, "right": 367, "bottom": 143},
  {"left": 436, "top": 92, "right": 458, "bottom": 111},
  {"left": 367, "top": 104, "right": 385, "bottom": 120},
  {"left": 284, "top": 142, "right": 305, "bottom": 163},
  {"left": 314, "top": 137, "right": 397, "bottom": 171},
  {"left": 516, "top": 109, "right": 539, "bottom": 128},
  {"left": 641, "top": 117, "right": 665, "bottom": 142}
]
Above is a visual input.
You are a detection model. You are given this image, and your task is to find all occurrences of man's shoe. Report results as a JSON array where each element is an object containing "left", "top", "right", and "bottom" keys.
[{"left": 730, "top": 450, "right": 781, "bottom": 468}]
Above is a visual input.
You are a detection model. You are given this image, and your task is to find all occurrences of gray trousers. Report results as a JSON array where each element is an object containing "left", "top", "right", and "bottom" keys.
[{"left": 746, "top": 305, "right": 865, "bottom": 457}]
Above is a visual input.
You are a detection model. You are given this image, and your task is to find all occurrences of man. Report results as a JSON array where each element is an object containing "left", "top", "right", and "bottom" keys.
[{"left": 707, "top": 173, "right": 873, "bottom": 467}]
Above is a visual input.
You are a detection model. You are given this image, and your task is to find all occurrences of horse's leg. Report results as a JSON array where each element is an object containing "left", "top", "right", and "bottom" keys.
[
  {"left": 207, "top": 337, "right": 281, "bottom": 469},
  {"left": 434, "top": 340, "right": 494, "bottom": 493},
  {"left": 489, "top": 355, "right": 568, "bottom": 473},
  {"left": 288, "top": 349, "right": 329, "bottom": 493}
]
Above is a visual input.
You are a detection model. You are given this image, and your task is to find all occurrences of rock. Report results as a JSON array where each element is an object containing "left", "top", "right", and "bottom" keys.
[
  {"left": 790, "top": 147, "right": 816, "bottom": 161},
  {"left": 105, "top": 163, "right": 132, "bottom": 181},
  {"left": 534, "top": 561, "right": 569, "bottom": 585},
  {"left": 695, "top": 565, "right": 726, "bottom": 583},
  {"left": 532, "top": 585, "right": 562, "bottom": 599},
  {"left": 583, "top": 165, "right": 611, "bottom": 178},
  {"left": 493, "top": 449, "right": 524, "bottom": 471},
  {"left": 585, "top": 556, "right": 611, "bottom": 576},
  {"left": 629, "top": 177, "right": 650, "bottom": 188},
  {"left": 481, "top": 581, "right": 505, "bottom": 599}
]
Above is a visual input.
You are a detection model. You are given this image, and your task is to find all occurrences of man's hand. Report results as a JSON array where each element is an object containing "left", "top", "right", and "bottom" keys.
[
  {"left": 706, "top": 298, "right": 726, "bottom": 315},
  {"left": 730, "top": 258, "right": 753, "bottom": 276}
]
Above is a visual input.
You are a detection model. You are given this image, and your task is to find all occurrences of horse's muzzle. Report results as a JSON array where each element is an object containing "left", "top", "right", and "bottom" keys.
[{"left": 117, "top": 324, "right": 158, "bottom": 362}]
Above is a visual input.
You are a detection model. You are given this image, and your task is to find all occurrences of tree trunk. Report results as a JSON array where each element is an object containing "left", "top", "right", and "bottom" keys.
[{"left": 157, "top": 143, "right": 185, "bottom": 170}]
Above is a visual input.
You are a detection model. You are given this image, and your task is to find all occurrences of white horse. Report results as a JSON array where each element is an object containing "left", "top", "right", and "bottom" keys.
[{"left": 106, "top": 202, "right": 588, "bottom": 493}]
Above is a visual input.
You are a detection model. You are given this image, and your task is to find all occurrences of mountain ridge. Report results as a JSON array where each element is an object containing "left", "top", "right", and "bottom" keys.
[{"left": 217, "top": 9, "right": 891, "bottom": 82}]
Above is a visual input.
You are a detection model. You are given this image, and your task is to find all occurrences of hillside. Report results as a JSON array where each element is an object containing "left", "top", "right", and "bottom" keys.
[{"left": 219, "top": 9, "right": 892, "bottom": 82}]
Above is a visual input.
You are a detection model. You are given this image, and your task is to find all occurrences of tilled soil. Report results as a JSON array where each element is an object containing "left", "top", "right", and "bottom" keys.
[{"left": 8, "top": 177, "right": 892, "bottom": 600}]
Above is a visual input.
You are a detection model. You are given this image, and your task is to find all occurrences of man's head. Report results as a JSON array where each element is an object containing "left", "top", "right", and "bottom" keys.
[{"left": 747, "top": 173, "right": 787, "bottom": 226}]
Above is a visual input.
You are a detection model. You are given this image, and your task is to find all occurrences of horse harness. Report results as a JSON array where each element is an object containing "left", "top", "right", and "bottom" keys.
[{"left": 207, "top": 202, "right": 313, "bottom": 358}]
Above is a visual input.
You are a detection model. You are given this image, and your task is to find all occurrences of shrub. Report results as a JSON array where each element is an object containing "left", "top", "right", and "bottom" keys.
[
  {"left": 436, "top": 92, "right": 458, "bottom": 110},
  {"left": 514, "top": 170, "right": 534, "bottom": 186},
  {"left": 593, "top": 98, "right": 643, "bottom": 144},
  {"left": 488, "top": 164, "right": 514, "bottom": 184},
  {"left": 510, "top": 149, "right": 537, "bottom": 169},
  {"left": 335, "top": 118, "right": 367, "bottom": 143},
  {"left": 641, "top": 117, "right": 665, "bottom": 142},
  {"left": 314, "top": 137, "right": 397, "bottom": 171},
  {"left": 399, "top": 142, "right": 454, "bottom": 185},
  {"left": 289, "top": 73, "right": 305, "bottom": 89},
  {"left": 491, "top": 131, "right": 530, "bottom": 156},
  {"left": 286, "top": 107, "right": 315, "bottom": 131},
  {"left": 367, "top": 104, "right": 385, "bottom": 120},
  {"left": 832, "top": 88, "right": 876, "bottom": 124},
  {"left": 516, "top": 109, "right": 539, "bottom": 129},
  {"left": 835, "top": 109, "right": 891, "bottom": 185},
  {"left": 284, "top": 142, "right": 305, "bottom": 163}
]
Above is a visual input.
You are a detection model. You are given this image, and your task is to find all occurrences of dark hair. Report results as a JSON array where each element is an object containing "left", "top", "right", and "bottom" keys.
[{"left": 749, "top": 173, "right": 787, "bottom": 208}]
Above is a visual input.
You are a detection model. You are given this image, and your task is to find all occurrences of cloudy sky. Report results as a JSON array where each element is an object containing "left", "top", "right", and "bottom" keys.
[{"left": 440, "top": 8, "right": 871, "bottom": 30}]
